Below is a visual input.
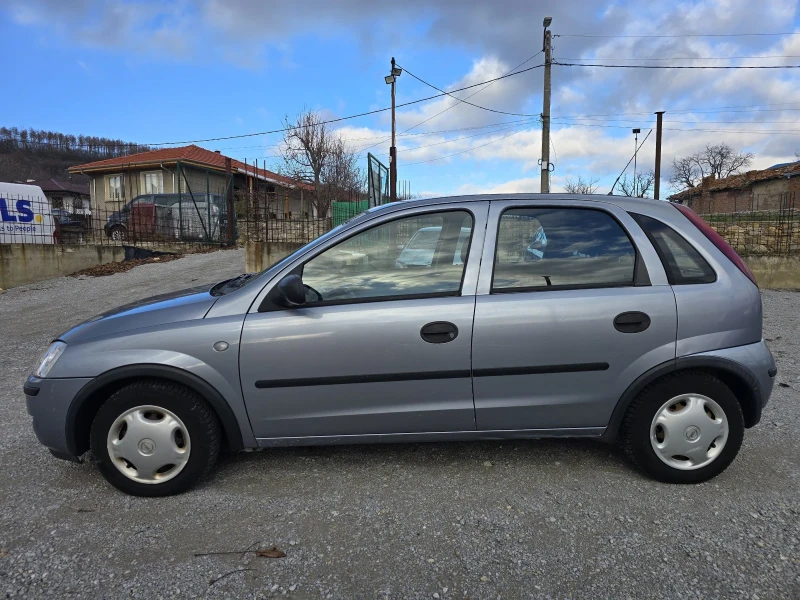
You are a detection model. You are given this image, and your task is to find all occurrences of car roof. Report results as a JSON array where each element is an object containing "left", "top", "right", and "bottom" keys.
[{"left": 367, "top": 193, "right": 669, "bottom": 214}]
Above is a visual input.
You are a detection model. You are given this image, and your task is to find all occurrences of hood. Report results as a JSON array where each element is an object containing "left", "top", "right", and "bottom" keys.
[{"left": 59, "top": 284, "right": 218, "bottom": 344}]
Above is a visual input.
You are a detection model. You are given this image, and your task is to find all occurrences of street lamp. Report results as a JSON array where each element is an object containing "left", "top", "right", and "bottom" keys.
[
  {"left": 632, "top": 128, "right": 641, "bottom": 197},
  {"left": 386, "top": 57, "right": 402, "bottom": 202}
]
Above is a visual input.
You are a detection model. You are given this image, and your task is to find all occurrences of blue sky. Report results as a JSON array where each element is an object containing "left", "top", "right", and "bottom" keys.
[{"left": 2, "top": 0, "right": 799, "bottom": 197}]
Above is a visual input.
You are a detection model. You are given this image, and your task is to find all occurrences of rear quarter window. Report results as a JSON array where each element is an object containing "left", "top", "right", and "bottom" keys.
[{"left": 631, "top": 213, "right": 716, "bottom": 285}]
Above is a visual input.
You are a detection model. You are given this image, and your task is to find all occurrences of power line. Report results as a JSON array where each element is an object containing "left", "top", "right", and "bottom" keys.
[
  {"left": 609, "top": 129, "right": 652, "bottom": 195},
  {"left": 550, "top": 121, "right": 800, "bottom": 135},
  {"left": 148, "top": 63, "right": 544, "bottom": 146},
  {"left": 396, "top": 119, "right": 539, "bottom": 154},
  {"left": 558, "top": 54, "right": 800, "bottom": 61},
  {"left": 555, "top": 32, "right": 800, "bottom": 39},
  {"left": 554, "top": 61, "right": 800, "bottom": 69},
  {"left": 552, "top": 102, "right": 800, "bottom": 120},
  {"left": 398, "top": 65, "right": 542, "bottom": 117},
  {"left": 404, "top": 127, "right": 527, "bottom": 166},
  {"left": 359, "top": 51, "right": 543, "bottom": 154}
]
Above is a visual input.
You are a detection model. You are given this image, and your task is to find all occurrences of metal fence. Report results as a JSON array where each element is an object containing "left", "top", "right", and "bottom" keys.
[
  {"left": 696, "top": 192, "right": 799, "bottom": 256},
  {"left": 0, "top": 190, "right": 236, "bottom": 251}
]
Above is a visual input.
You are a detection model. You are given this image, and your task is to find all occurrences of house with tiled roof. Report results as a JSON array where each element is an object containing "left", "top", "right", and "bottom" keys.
[
  {"left": 669, "top": 161, "right": 800, "bottom": 214},
  {"left": 68, "top": 145, "right": 312, "bottom": 220}
]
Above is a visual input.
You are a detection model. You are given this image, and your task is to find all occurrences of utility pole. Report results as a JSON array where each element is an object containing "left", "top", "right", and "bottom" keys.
[
  {"left": 653, "top": 111, "right": 665, "bottom": 199},
  {"left": 540, "top": 16, "right": 553, "bottom": 193},
  {"left": 632, "top": 128, "right": 640, "bottom": 197},
  {"left": 385, "top": 58, "right": 402, "bottom": 203}
]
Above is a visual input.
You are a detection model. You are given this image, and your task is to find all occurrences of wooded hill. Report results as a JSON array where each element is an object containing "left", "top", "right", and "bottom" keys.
[{"left": 0, "top": 127, "right": 150, "bottom": 184}]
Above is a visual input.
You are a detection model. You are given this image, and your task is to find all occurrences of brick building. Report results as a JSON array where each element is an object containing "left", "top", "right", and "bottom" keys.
[{"left": 669, "top": 161, "right": 800, "bottom": 214}]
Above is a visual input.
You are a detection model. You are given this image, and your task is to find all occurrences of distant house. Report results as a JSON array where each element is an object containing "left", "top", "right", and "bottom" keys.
[
  {"left": 669, "top": 161, "right": 800, "bottom": 214},
  {"left": 68, "top": 144, "right": 313, "bottom": 220},
  {"left": 26, "top": 179, "right": 91, "bottom": 215}
]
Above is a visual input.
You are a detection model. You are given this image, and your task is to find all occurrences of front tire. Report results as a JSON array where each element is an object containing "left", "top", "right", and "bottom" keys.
[
  {"left": 620, "top": 371, "right": 744, "bottom": 484},
  {"left": 90, "top": 380, "right": 221, "bottom": 496}
]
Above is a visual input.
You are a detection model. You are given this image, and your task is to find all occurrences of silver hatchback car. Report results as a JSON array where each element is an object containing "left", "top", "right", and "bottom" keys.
[{"left": 25, "top": 194, "right": 776, "bottom": 496}]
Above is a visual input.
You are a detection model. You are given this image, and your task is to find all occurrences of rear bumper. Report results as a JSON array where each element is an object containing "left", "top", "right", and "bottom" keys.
[
  {"left": 690, "top": 339, "right": 777, "bottom": 419},
  {"left": 24, "top": 375, "right": 94, "bottom": 461}
]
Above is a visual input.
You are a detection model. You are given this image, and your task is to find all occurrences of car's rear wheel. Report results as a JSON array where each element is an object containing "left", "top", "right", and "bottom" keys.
[
  {"left": 90, "top": 380, "right": 220, "bottom": 496},
  {"left": 620, "top": 371, "right": 744, "bottom": 484}
]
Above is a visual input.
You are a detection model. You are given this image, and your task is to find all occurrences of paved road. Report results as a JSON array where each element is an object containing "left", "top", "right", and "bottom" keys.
[{"left": 0, "top": 250, "right": 798, "bottom": 599}]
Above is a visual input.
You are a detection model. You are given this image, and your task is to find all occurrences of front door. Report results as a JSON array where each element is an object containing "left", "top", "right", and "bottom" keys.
[
  {"left": 240, "top": 204, "right": 487, "bottom": 440},
  {"left": 472, "top": 201, "right": 677, "bottom": 431}
]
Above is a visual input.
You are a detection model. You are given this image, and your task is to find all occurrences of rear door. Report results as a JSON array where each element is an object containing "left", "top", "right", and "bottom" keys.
[{"left": 472, "top": 199, "right": 676, "bottom": 432}]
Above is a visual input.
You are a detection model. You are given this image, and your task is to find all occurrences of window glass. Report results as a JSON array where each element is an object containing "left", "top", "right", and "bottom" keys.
[
  {"left": 492, "top": 208, "right": 636, "bottom": 291},
  {"left": 632, "top": 213, "right": 716, "bottom": 284},
  {"left": 107, "top": 175, "right": 122, "bottom": 202},
  {"left": 143, "top": 171, "right": 164, "bottom": 194},
  {"left": 302, "top": 210, "right": 473, "bottom": 303}
]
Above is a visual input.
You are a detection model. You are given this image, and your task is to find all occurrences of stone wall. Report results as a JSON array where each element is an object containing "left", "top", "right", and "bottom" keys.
[{"left": 709, "top": 217, "right": 800, "bottom": 255}]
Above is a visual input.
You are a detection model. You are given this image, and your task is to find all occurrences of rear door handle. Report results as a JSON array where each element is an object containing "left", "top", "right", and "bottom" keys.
[
  {"left": 614, "top": 311, "right": 651, "bottom": 333},
  {"left": 421, "top": 321, "right": 459, "bottom": 344}
]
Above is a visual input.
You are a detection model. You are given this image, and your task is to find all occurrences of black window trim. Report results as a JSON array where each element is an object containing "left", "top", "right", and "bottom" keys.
[
  {"left": 489, "top": 205, "right": 649, "bottom": 295},
  {"left": 630, "top": 212, "right": 717, "bottom": 285},
  {"left": 258, "top": 207, "right": 477, "bottom": 312}
]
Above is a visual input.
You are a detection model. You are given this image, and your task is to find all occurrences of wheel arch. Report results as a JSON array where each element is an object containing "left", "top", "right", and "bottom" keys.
[
  {"left": 602, "top": 355, "right": 763, "bottom": 443},
  {"left": 65, "top": 364, "right": 245, "bottom": 456}
]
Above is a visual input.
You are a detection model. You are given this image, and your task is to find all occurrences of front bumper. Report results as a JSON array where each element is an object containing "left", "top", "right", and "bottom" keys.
[{"left": 24, "top": 375, "right": 94, "bottom": 461}]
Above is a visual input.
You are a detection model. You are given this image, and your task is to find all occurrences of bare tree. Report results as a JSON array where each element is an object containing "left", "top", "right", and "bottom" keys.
[
  {"left": 563, "top": 175, "right": 599, "bottom": 195},
  {"left": 669, "top": 143, "right": 753, "bottom": 192},
  {"left": 280, "top": 108, "right": 364, "bottom": 218},
  {"left": 618, "top": 170, "right": 656, "bottom": 198},
  {"left": 280, "top": 109, "right": 332, "bottom": 216}
]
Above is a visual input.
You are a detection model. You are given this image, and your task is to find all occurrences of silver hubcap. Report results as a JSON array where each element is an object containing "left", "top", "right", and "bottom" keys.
[
  {"left": 106, "top": 406, "right": 191, "bottom": 484},
  {"left": 650, "top": 393, "right": 728, "bottom": 470}
]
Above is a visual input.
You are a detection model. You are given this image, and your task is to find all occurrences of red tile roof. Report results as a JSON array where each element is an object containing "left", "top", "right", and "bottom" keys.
[
  {"left": 670, "top": 161, "right": 800, "bottom": 200},
  {"left": 68, "top": 144, "right": 311, "bottom": 190}
]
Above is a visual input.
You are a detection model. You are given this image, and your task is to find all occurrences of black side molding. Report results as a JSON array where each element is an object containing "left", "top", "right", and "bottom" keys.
[
  {"left": 473, "top": 363, "right": 609, "bottom": 378},
  {"left": 23, "top": 383, "right": 40, "bottom": 397},
  {"left": 256, "top": 370, "right": 471, "bottom": 389}
]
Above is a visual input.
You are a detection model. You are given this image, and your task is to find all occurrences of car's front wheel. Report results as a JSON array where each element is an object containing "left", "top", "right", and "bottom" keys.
[
  {"left": 90, "top": 380, "right": 221, "bottom": 496},
  {"left": 620, "top": 371, "right": 744, "bottom": 484}
]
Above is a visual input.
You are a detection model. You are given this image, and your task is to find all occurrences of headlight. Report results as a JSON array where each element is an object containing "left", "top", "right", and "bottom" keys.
[{"left": 34, "top": 341, "right": 66, "bottom": 378}]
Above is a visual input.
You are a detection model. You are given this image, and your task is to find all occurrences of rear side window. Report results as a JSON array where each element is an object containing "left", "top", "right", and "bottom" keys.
[
  {"left": 492, "top": 208, "right": 636, "bottom": 291},
  {"left": 631, "top": 213, "right": 716, "bottom": 285}
]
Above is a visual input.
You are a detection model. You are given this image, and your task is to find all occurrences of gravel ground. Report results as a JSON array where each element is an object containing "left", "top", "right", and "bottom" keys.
[{"left": 0, "top": 250, "right": 798, "bottom": 599}]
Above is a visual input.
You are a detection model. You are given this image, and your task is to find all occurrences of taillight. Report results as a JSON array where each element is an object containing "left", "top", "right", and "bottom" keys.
[{"left": 673, "top": 204, "right": 758, "bottom": 287}]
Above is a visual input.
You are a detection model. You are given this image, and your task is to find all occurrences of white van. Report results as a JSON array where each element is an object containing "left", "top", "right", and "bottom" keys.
[{"left": 0, "top": 182, "right": 55, "bottom": 245}]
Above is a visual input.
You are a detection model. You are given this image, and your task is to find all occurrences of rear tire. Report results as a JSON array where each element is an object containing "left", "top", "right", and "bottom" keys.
[
  {"left": 620, "top": 371, "right": 744, "bottom": 484},
  {"left": 109, "top": 226, "right": 127, "bottom": 241},
  {"left": 90, "top": 380, "right": 221, "bottom": 496}
]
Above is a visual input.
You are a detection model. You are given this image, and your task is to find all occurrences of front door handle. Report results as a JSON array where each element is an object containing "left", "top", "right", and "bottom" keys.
[
  {"left": 614, "top": 311, "right": 651, "bottom": 333},
  {"left": 421, "top": 321, "right": 459, "bottom": 344}
]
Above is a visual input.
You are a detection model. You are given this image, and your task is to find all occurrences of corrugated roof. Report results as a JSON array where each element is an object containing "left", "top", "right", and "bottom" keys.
[
  {"left": 670, "top": 160, "right": 800, "bottom": 200},
  {"left": 67, "top": 144, "right": 311, "bottom": 190}
]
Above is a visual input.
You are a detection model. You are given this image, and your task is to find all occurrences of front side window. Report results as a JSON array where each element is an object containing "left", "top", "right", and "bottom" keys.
[
  {"left": 107, "top": 175, "right": 122, "bottom": 202},
  {"left": 143, "top": 171, "right": 164, "bottom": 194},
  {"left": 302, "top": 210, "right": 473, "bottom": 303},
  {"left": 492, "top": 208, "right": 636, "bottom": 291}
]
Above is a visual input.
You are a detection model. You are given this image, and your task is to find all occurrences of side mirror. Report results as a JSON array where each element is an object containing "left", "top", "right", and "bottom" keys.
[{"left": 278, "top": 274, "right": 306, "bottom": 307}]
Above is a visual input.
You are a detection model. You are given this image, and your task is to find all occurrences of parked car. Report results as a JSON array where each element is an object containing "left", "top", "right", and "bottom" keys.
[
  {"left": 25, "top": 194, "right": 775, "bottom": 496},
  {"left": 52, "top": 208, "right": 88, "bottom": 242},
  {"left": 395, "top": 226, "right": 471, "bottom": 267},
  {"left": 104, "top": 193, "right": 230, "bottom": 242}
]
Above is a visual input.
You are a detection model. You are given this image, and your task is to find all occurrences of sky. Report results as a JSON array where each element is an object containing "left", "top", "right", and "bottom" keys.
[{"left": 2, "top": 0, "right": 799, "bottom": 198}]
